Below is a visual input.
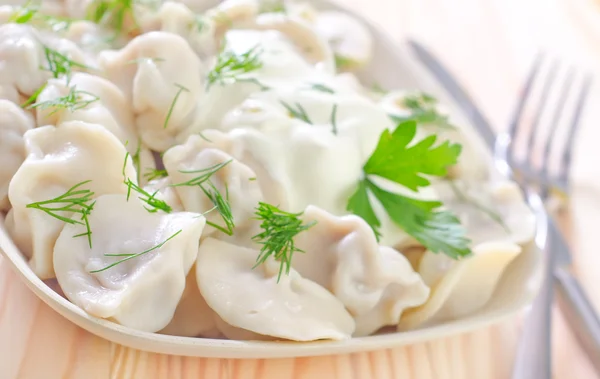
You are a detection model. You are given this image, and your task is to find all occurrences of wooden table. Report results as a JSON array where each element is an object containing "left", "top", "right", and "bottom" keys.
[{"left": 2, "top": 0, "right": 600, "bottom": 378}]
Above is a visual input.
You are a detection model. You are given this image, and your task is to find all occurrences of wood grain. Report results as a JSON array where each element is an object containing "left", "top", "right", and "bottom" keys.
[{"left": 3, "top": 0, "right": 600, "bottom": 377}]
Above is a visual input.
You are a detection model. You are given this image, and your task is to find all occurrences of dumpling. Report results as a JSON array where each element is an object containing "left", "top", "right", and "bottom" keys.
[
  {"left": 196, "top": 237, "right": 356, "bottom": 341},
  {"left": 313, "top": 11, "right": 373, "bottom": 71},
  {"left": 163, "top": 137, "right": 263, "bottom": 238},
  {"left": 143, "top": 177, "right": 185, "bottom": 213},
  {"left": 34, "top": 73, "right": 136, "bottom": 141},
  {"left": 139, "top": 1, "right": 218, "bottom": 57},
  {"left": 292, "top": 206, "right": 430, "bottom": 336},
  {"left": 31, "top": 72, "right": 156, "bottom": 183},
  {"left": 204, "top": 88, "right": 394, "bottom": 215},
  {"left": 0, "top": 23, "right": 93, "bottom": 98},
  {"left": 243, "top": 13, "right": 336, "bottom": 74},
  {"left": 98, "top": 31, "right": 204, "bottom": 152},
  {"left": 398, "top": 242, "right": 522, "bottom": 331},
  {"left": 437, "top": 179, "right": 537, "bottom": 246},
  {"left": 0, "top": 100, "right": 34, "bottom": 211},
  {"left": 6, "top": 121, "right": 136, "bottom": 279},
  {"left": 159, "top": 264, "right": 220, "bottom": 338},
  {"left": 54, "top": 194, "right": 205, "bottom": 332}
]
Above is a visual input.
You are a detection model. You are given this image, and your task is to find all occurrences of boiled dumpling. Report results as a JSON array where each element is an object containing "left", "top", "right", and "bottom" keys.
[
  {"left": 143, "top": 177, "right": 185, "bottom": 213},
  {"left": 244, "top": 13, "right": 335, "bottom": 73},
  {"left": 398, "top": 242, "right": 522, "bottom": 331},
  {"left": 98, "top": 31, "right": 204, "bottom": 151},
  {"left": 196, "top": 237, "right": 356, "bottom": 341},
  {"left": 213, "top": 314, "right": 273, "bottom": 341},
  {"left": 0, "top": 100, "right": 34, "bottom": 211},
  {"left": 437, "top": 179, "right": 537, "bottom": 246},
  {"left": 292, "top": 206, "right": 430, "bottom": 336},
  {"left": 160, "top": 264, "right": 220, "bottom": 338},
  {"left": 32, "top": 73, "right": 156, "bottom": 183},
  {"left": 313, "top": 11, "right": 373, "bottom": 71},
  {"left": 34, "top": 73, "right": 137, "bottom": 140},
  {"left": 140, "top": 1, "right": 217, "bottom": 57},
  {"left": 54, "top": 194, "right": 205, "bottom": 332},
  {"left": 163, "top": 137, "right": 263, "bottom": 238},
  {"left": 0, "top": 23, "right": 93, "bottom": 98},
  {"left": 7, "top": 121, "right": 136, "bottom": 279}
]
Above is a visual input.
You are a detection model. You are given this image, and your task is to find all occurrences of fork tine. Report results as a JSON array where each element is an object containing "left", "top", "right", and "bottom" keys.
[
  {"left": 524, "top": 60, "right": 560, "bottom": 167},
  {"left": 559, "top": 74, "right": 593, "bottom": 187},
  {"left": 507, "top": 54, "right": 544, "bottom": 165},
  {"left": 539, "top": 68, "right": 576, "bottom": 198}
]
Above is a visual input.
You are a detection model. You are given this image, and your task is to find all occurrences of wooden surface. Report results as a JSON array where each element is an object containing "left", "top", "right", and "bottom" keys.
[{"left": 3, "top": 0, "right": 600, "bottom": 378}]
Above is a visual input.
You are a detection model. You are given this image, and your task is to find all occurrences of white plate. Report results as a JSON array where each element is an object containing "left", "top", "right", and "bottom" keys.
[{"left": 0, "top": 0, "right": 544, "bottom": 359}]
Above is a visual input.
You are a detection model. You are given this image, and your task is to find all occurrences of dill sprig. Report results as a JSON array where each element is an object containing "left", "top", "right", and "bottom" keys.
[
  {"left": 41, "top": 45, "right": 92, "bottom": 83},
  {"left": 391, "top": 92, "right": 456, "bottom": 129},
  {"left": 9, "top": 1, "right": 39, "bottom": 23},
  {"left": 171, "top": 160, "right": 232, "bottom": 188},
  {"left": 21, "top": 83, "right": 47, "bottom": 109},
  {"left": 259, "top": 0, "right": 287, "bottom": 14},
  {"left": 90, "top": 229, "right": 182, "bottom": 273},
  {"left": 330, "top": 104, "right": 339, "bottom": 135},
  {"left": 200, "top": 182, "right": 235, "bottom": 236},
  {"left": 163, "top": 84, "right": 189, "bottom": 129},
  {"left": 87, "top": 0, "right": 137, "bottom": 34},
  {"left": 130, "top": 140, "right": 142, "bottom": 183},
  {"left": 27, "top": 86, "right": 100, "bottom": 115},
  {"left": 280, "top": 101, "right": 313, "bottom": 124},
  {"left": 26, "top": 181, "right": 96, "bottom": 248},
  {"left": 308, "top": 83, "right": 335, "bottom": 94},
  {"left": 144, "top": 168, "right": 168, "bottom": 182},
  {"left": 206, "top": 46, "right": 265, "bottom": 90},
  {"left": 252, "top": 203, "right": 316, "bottom": 282},
  {"left": 9, "top": 1, "right": 72, "bottom": 31},
  {"left": 122, "top": 152, "right": 172, "bottom": 213}
]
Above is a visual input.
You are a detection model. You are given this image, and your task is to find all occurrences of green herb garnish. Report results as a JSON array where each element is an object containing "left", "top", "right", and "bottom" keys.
[
  {"left": 280, "top": 101, "right": 313, "bottom": 124},
  {"left": 87, "top": 0, "right": 137, "bottom": 34},
  {"left": 27, "top": 86, "right": 99, "bottom": 114},
  {"left": 259, "top": 0, "right": 287, "bottom": 14},
  {"left": 390, "top": 92, "right": 456, "bottom": 129},
  {"left": 171, "top": 160, "right": 232, "bottom": 188},
  {"left": 201, "top": 182, "right": 235, "bottom": 236},
  {"left": 252, "top": 202, "right": 316, "bottom": 282},
  {"left": 144, "top": 168, "right": 168, "bottom": 182},
  {"left": 206, "top": 46, "right": 265, "bottom": 90},
  {"left": 330, "top": 104, "right": 339, "bottom": 135},
  {"left": 347, "top": 120, "right": 471, "bottom": 259},
  {"left": 163, "top": 83, "right": 189, "bottom": 129},
  {"left": 26, "top": 181, "right": 95, "bottom": 248},
  {"left": 21, "top": 83, "right": 47, "bottom": 109},
  {"left": 123, "top": 152, "right": 172, "bottom": 213},
  {"left": 309, "top": 83, "right": 335, "bottom": 94},
  {"left": 41, "top": 45, "right": 92, "bottom": 83},
  {"left": 9, "top": 1, "right": 72, "bottom": 31},
  {"left": 9, "top": 1, "right": 38, "bottom": 23},
  {"left": 334, "top": 54, "right": 354, "bottom": 71},
  {"left": 90, "top": 229, "right": 182, "bottom": 273}
]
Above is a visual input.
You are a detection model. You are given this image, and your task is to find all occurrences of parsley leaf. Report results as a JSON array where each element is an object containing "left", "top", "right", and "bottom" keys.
[
  {"left": 347, "top": 120, "right": 471, "bottom": 259},
  {"left": 364, "top": 121, "right": 462, "bottom": 191}
]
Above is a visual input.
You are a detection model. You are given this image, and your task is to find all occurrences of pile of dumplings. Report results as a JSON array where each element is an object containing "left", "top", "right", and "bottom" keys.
[{"left": 0, "top": 0, "right": 537, "bottom": 341}]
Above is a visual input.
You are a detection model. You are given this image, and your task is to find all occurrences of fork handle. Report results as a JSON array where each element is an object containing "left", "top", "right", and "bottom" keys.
[
  {"left": 555, "top": 266, "right": 600, "bottom": 373},
  {"left": 511, "top": 234, "right": 555, "bottom": 379}
]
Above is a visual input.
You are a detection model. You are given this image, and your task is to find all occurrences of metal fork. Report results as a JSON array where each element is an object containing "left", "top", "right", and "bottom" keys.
[{"left": 500, "top": 55, "right": 599, "bottom": 379}]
